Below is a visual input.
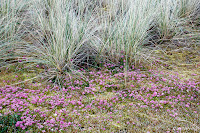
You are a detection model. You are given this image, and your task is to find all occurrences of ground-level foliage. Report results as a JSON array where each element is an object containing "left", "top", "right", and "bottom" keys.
[{"left": 0, "top": 57, "right": 199, "bottom": 132}]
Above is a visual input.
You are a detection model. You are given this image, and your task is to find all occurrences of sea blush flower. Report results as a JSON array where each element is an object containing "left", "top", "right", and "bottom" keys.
[
  {"left": 152, "top": 92, "right": 157, "bottom": 97},
  {"left": 50, "top": 118, "right": 55, "bottom": 124}
]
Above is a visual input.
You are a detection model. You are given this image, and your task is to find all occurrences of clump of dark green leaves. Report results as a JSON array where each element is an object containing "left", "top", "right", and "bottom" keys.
[{"left": 0, "top": 114, "right": 23, "bottom": 133}]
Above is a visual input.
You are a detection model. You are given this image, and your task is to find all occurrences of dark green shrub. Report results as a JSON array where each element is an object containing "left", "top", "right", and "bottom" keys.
[{"left": 0, "top": 113, "right": 24, "bottom": 133}]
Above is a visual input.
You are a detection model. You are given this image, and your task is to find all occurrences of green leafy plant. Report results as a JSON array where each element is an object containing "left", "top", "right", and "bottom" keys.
[{"left": 0, "top": 114, "right": 23, "bottom": 133}]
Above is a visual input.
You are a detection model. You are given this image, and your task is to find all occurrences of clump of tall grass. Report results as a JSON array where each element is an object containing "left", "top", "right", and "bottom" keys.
[
  {"left": 6, "top": 0, "right": 103, "bottom": 84},
  {"left": 98, "top": 0, "right": 158, "bottom": 67},
  {"left": 0, "top": 0, "right": 31, "bottom": 68},
  {"left": 1, "top": 0, "right": 200, "bottom": 85},
  {"left": 0, "top": 0, "right": 22, "bottom": 40},
  {"left": 156, "top": 0, "right": 200, "bottom": 39}
]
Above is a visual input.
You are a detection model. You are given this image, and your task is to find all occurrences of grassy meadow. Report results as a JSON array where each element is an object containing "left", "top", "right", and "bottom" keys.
[{"left": 0, "top": 0, "right": 200, "bottom": 132}]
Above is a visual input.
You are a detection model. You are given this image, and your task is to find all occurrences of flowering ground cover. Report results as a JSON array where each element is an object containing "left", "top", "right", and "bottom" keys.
[{"left": 0, "top": 57, "right": 199, "bottom": 132}]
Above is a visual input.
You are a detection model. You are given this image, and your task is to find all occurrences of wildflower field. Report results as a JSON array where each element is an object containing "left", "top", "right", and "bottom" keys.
[{"left": 0, "top": 0, "right": 200, "bottom": 132}]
